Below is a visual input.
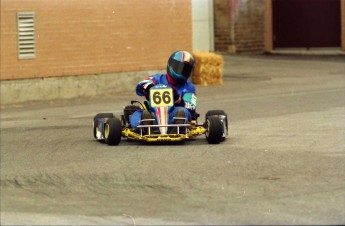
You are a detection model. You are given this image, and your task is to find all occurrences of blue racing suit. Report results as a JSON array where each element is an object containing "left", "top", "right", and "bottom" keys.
[{"left": 129, "top": 73, "right": 197, "bottom": 128}]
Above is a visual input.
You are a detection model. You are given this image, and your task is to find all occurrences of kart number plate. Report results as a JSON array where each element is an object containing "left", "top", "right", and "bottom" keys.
[{"left": 150, "top": 88, "right": 173, "bottom": 107}]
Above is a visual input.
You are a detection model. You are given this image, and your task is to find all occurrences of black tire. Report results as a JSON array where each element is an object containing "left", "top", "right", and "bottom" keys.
[
  {"left": 93, "top": 113, "right": 114, "bottom": 139},
  {"left": 104, "top": 117, "right": 122, "bottom": 145},
  {"left": 205, "top": 110, "right": 229, "bottom": 141},
  {"left": 205, "top": 110, "right": 228, "bottom": 141},
  {"left": 205, "top": 116, "right": 223, "bottom": 144},
  {"left": 205, "top": 110, "right": 228, "bottom": 130}
]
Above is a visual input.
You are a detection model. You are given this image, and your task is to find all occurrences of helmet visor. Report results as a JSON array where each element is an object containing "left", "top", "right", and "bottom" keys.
[{"left": 170, "top": 59, "right": 193, "bottom": 79}]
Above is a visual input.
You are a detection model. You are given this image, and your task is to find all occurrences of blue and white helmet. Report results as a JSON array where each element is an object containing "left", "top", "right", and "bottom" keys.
[{"left": 167, "top": 51, "right": 195, "bottom": 83}]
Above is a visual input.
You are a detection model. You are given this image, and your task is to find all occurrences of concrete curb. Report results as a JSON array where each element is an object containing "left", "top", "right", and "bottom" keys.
[{"left": 0, "top": 70, "right": 164, "bottom": 106}]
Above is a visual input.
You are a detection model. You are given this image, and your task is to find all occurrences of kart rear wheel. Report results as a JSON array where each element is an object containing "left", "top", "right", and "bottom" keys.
[
  {"left": 205, "top": 110, "right": 228, "bottom": 141},
  {"left": 205, "top": 116, "right": 223, "bottom": 144},
  {"left": 104, "top": 117, "right": 122, "bottom": 145},
  {"left": 93, "top": 113, "right": 114, "bottom": 139}
]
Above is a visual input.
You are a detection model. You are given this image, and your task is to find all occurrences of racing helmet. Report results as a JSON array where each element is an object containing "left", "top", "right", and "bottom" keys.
[{"left": 167, "top": 51, "right": 195, "bottom": 84}]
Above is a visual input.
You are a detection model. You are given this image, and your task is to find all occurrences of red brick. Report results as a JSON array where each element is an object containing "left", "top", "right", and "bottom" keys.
[
  {"left": 1, "top": 0, "right": 192, "bottom": 80},
  {"left": 214, "top": 0, "right": 265, "bottom": 53}
]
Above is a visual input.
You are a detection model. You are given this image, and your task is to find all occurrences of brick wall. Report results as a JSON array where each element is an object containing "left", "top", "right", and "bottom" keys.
[
  {"left": 342, "top": 0, "right": 345, "bottom": 50},
  {"left": 214, "top": 0, "right": 266, "bottom": 53},
  {"left": 214, "top": 0, "right": 232, "bottom": 52},
  {"left": 234, "top": 0, "right": 265, "bottom": 52},
  {"left": 0, "top": 0, "right": 192, "bottom": 80}
]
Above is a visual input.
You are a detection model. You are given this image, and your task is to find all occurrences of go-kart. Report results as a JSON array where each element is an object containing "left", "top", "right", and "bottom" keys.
[{"left": 93, "top": 84, "right": 228, "bottom": 145}]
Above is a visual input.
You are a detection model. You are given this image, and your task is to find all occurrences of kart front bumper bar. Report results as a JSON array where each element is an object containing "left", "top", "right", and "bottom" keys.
[{"left": 136, "top": 124, "right": 191, "bottom": 136}]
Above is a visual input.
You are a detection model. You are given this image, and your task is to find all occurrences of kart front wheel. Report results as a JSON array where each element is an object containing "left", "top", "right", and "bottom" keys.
[
  {"left": 104, "top": 117, "right": 122, "bottom": 145},
  {"left": 205, "top": 116, "right": 223, "bottom": 144},
  {"left": 93, "top": 113, "right": 114, "bottom": 139},
  {"left": 205, "top": 110, "right": 228, "bottom": 131}
]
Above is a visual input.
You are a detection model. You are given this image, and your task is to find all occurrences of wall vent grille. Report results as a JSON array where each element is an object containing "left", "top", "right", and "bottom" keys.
[{"left": 17, "top": 12, "right": 36, "bottom": 59}]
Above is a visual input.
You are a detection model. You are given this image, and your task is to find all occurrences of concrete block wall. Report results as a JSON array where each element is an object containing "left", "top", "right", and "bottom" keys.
[
  {"left": 0, "top": 70, "right": 163, "bottom": 105},
  {"left": 0, "top": 0, "right": 192, "bottom": 80}
]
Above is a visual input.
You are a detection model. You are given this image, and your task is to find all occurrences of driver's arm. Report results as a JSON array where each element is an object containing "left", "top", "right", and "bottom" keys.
[
  {"left": 136, "top": 77, "right": 156, "bottom": 99},
  {"left": 181, "top": 83, "right": 197, "bottom": 112}
]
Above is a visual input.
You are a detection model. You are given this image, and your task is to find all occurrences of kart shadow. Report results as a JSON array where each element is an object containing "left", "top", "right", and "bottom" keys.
[
  {"left": 91, "top": 137, "right": 213, "bottom": 146},
  {"left": 123, "top": 137, "right": 209, "bottom": 146}
]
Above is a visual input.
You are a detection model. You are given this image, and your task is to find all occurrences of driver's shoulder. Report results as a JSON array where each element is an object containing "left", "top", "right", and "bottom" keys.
[
  {"left": 185, "top": 81, "right": 196, "bottom": 91},
  {"left": 151, "top": 73, "right": 166, "bottom": 79}
]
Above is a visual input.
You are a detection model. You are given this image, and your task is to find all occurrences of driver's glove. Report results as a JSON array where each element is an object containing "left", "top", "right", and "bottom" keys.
[
  {"left": 171, "top": 86, "right": 181, "bottom": 104},
  {"left": 141, "top": 82, "right": 154, "bottom": 100}
]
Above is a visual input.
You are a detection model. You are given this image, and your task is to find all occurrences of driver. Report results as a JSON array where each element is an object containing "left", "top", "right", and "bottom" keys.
[{"left": 129, "top": 50, "right": 197, "bottom": 133}]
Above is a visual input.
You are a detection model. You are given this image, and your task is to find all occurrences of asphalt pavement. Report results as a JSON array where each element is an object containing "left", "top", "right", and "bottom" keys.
[{"left": 1, "top": 54, "right": 345, "bottom": 225}]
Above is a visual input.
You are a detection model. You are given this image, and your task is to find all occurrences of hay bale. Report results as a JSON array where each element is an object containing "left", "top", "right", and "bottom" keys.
[{"left": 192, "top": 52, "right": 223, "bottom": 86}]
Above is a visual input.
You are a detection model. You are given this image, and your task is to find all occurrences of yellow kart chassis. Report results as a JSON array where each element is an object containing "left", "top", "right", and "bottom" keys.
[{"left": 122, "top": 123, "right": 206, "bottom": 142}]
